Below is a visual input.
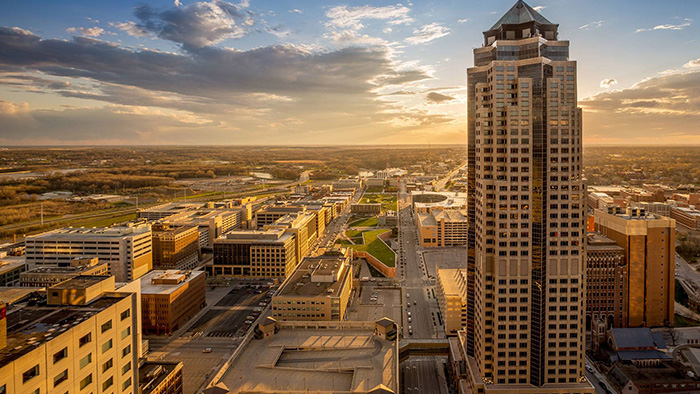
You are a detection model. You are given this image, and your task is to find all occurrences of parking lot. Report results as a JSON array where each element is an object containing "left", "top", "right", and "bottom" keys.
[{"left": 346, "top": 283, "right": 402, "bottom": 324}]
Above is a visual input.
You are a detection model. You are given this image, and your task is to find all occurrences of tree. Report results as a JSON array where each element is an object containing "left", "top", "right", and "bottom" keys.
[{"left": 665, "top": 326, "right": 680, "bottom": 346}]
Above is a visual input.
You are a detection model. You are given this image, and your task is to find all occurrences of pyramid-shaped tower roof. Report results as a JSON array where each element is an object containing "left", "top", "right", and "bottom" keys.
[{"left": 490, "top": 0, "right": 553, "bottom": 30}]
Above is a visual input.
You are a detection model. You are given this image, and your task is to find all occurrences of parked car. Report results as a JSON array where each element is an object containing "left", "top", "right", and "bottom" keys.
[{"left": 203, "top": 348, "right": 212, "bottom": 353}]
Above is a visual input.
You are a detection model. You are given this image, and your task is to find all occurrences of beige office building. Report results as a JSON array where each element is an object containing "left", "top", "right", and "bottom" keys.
[
  {"left": 20, "top": 257, "right": 109, "bottom": 288},
  {"left": 211, "top": 229, "right": 297, "bottom": 278},
  {"left": 271, "top": 249, "right": 353, "bottom": 321},
  {"left": 25, "top": 223, "right": 152, "bottom": 282},
  {"left": 465, "top": 1, "right": 592, "bottom": 392},
  {"left": 264, "top": 212, "right": 318, "bottom": 264},
  {"left": 0, "top": 276, "right": 140, "bottom": 394},
  {"left": 140, "top": 270, "right": 206, "bottom": 335},
  {"left": 594, "top": 207, "right": 675, "bottom": 327},
  {"left": 436, "top": 269, "right": 468, "bottom": 336},
  {"left": 417, "top": 209, "right": 469, "bottom": 247},
  {"left": 151, "top": 224, "right": 199, "bottom": 270}
]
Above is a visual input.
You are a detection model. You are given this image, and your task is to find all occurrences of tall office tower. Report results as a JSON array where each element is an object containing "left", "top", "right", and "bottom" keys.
[
  {"left": 594, "top": 207, "right": 675, "bottom": 327},
  {"left": 466, "top": 1, "right": 592, "bottom": 392}
]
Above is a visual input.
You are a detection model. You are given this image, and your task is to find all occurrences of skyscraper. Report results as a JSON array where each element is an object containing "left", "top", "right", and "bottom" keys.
[{"left": 466, "top": 1, "right": 592, "bottom": 392}]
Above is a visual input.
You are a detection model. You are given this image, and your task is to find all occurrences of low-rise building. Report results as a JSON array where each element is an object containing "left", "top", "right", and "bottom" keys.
[
  {"left": 436, "top": 269, "right": 468, "bottom": 336},
  {"left": 166, "top": 208, "right": 241, "bottom": 249},
  {"left": 254, "top": 204, "right": 307, "bottom": 228},
  {"left": 219, "top": 319, "right": 398, "bottom": 393},
  {"left": 151, "top": 224, "right": 199, "bottom": 270},
  {"left": 25, "top": 223, "right": 152, "bottom": 282},
  {"left": 138, "top": 203, "right": 202, "bottom": 221},
  {"left": 271, "top": 249, "right": 353, "bottom": 321},
  {"left": 416, "top": 209, "right": 468, "bottom": 247},
  {"left": 20, "top": 257, "right": 109, "bottom": 288},
  {"left": 0, "top": 276, "right": 140, "bottom": 394},
  {"left": 630, "top": 201, "right": 671, "bottom": 218},
  {"left": 140, "top": 270, "right": 206, "bottom": 335},
  {"left": 351, "top": 203, "right": 381, "bottom": 215},
  {"left": 0, "top": 256, "right": 28, "bottom": 287},
  {"left": 138, "top": 361, "right": 184, "bottom": 394},
  {"left": 586, "top": 233, "right": 627, "bottom": 329},
  {"left": 670, "top": 206, "right": 700, "bottom": 230},
  {"left": 211, "top": 229, "right": 297, "bottom": 278},
  {"left": 264, "top": 212, "right": 318, "bottom": 265},
  {"left": 411, "top": 191, "right": 467, "bottom": 214}
]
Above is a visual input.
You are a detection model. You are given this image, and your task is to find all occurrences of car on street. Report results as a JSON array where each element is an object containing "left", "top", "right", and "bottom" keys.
[
  {"left": 203, "top": 348, "right": 212, "bottom": 353},
  {"left": 413, "top": 301, "right": 417, "bottom": 305},
  {"left": 406, "top": 293, "right": 410, "bottom": 298},
  {"left": 408, "top": 317, "right": 412, "bottom": 322}
]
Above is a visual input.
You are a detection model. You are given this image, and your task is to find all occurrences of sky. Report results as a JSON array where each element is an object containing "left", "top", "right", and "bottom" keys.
[{"left": 0, "top": 0, "right": 698, "bottom": 146}]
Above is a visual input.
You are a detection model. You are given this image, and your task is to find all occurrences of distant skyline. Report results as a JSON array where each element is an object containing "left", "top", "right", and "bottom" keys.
[{"left": 0, "top": 0, "right": 698, "bottom": 146}]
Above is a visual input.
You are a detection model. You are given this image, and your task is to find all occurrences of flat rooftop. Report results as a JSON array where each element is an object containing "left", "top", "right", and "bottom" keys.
[
  {"left": 437, "top": 269, "right": 467, "bottom": 299},
  {"left": 418, "top": 209, "right": 468, "bottom": 226},
  {"left": 586, "top": 233, "right": 623, "bottom": 250},
  {"left": 138, "top": 361, "right": 182, "bottom": 394},
  {"left": 219, "top": 323, "right": 397, "bottom": 393},
  {"left": 216, "top": 229, "right": 292, "bottom": 243},
  {"left": 140, "top": 202, "right": 202, "bottom": 213},
  {"left": 51, "top": 275, "right": 113, "bottom": 290},
  {"left": 0, "top": 291, "right": 130, "bottom": 366},
  {"left": 0, "top": 255, "right": 27, "bottom": 273},
  {"left": 28, "top": 223, "right": 151, "bottom": 239},
  {"left": 22, "top": 262, "right": 107, "bottom": 275},
  {"left": 276, "top": 255, "right": 350, "bottom": 297},
  {"left": 141, "top": 270, "right": 204, "bottom": 295}
]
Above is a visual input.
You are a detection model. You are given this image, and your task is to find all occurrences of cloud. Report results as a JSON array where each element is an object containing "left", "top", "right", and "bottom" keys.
[
  {"left": 405, "top": 23, "right": 450, "bottom": 45},
  {"left": 325, "top": 5, "right": 413, "bottom": 32},
  {"left": 289, "top": 9, "right": 303, "bottom": 14},
  {"left": 426, "top": 92, "right": 454, "bottom": 103},
  {"left": 635, "top": 18, "right": 692, "bottom": 33},
  {"left": 66, "top": 27, "right": 105, "bottom": 37},
  {"left": 532, "top": 6, "right": 546, "bottom": 12},
  {"left": 600, "top": 78, "right": 617, "bottom": 88},
  {"left": 130, "top": 0, "right": 254, "bottom": 48},
  {"left": 325, "top": 30, "right": 388, "bottom": 46},
  {"left": 111, "top": 21, "right": 150, "bottom": 37},
  {"left": 581, "top": 68, "right": 700, "bottom": 145},
  {"left": 0, "top": 25, "right": 443, "bottom": 144},
  {"left": 579, "top": 20, "right": 605, "bottom": 30},
  {"left": 174, "top": 0, "right": 182, "bottom": 7},
  {"left": 684, "top": 58, "right": 700, "bottom": 69},
  {"left": 86, "top": 17, "right": 100, "bottom": 24},
  {"left": 457, "top": 18, "right": 469, "bottom": 24}
]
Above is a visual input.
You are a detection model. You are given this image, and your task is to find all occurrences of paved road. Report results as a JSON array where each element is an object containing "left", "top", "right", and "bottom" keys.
[{"left": 397, "top": 180, "right": 450, "bottom": 394}]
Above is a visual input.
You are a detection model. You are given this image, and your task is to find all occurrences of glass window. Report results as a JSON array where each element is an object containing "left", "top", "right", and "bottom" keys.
[
  {"left": 101, "top": 320, "right": 112, "bottom": 333},
  {"left": 53, "top": 370, "right": 68, "bottom": 387},
  {"left": 121, "top": 327, "right": 131, "bottom": 339},
  {"left": 122, "top": 378, "right": 132, "bottom": 391},
  {"left": 79, "top": 333, "right": 92, "bottom": 347},
  {"left": 80, "top": 353, "right": 92, "bottom": 369},
  {"left": 23, "top": 365, "right": 40, "bottom": 383},
  {"left": 102, "top": 377, "right": 113, "bottom": 391},
  {"left": 120, "top": 309, "right": 130, "bottom": 321},
  {"left": 102, "top": 339, "right": 113, "bottom": 354},
  {"left": 53, "top": 347, "right": 68, "bottom": 364},
  {"left": 102, "top": 358, "right": 113, "bottom": 373},
  {"left": 122, "top": 361, "right": 132, "bottom": 375},
  {"left": 122, "top": 344, "right": 131, "bottom": 358},
  {"left": 80, "top": 374, "right": 92, "bottom": 391}
]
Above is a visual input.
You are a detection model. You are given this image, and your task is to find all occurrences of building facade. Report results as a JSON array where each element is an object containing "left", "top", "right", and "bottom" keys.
[
  {"left": 465, "top": 2, "right": 591, "bottom": 392},
  {"left": 436, "top": 269, "right": 469, "bottom": 336},
  {"left": 20, "top": 257, "right": 109, "bottom": 288},
  {"left": 140, "top": 270, "right": 206, "bottom": 335},
  {"left": 211, "top": 230, "right": 297, "bottom": 278},
  {"left": 25, "top": 223, "right": 152, "bottom": 282},
  {"left": 271, "top": 249, "right": 353, "bottom": 321},
  {"left": 594, "top": 207, "right": 675, "bottom": 327},
  {"left": 151, "top": 224, "right": 199, "bottom": 270},
  {"left": 0, "top": 257, "right": 28, "bottom": 287},
  {"left": 586, "top": 233, "right": 627, "bottom": 330},
  {"left": 417, "top": 209, "right": 469, "bottom": 247},
  {"left": 0, "top": 276, "right": 140, "bottom": 394}
]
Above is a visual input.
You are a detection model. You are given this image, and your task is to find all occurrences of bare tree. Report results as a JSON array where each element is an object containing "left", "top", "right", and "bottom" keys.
[{"left": 665, "top": 326, "right": 680, "bottom": 346}]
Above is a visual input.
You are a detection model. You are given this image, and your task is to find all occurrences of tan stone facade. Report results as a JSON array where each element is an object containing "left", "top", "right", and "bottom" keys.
[
  {"left": 140, "top": 270, "right": 206, "bottom": 335},
  {"left": 586, "top": 233, "right": 627, "bottom": 329},
  {"left": 436, "top": 269, "right": 468, "bottom": 336},
  {"left": 594, "top": 208, "right": 675, "bottom": 327}
]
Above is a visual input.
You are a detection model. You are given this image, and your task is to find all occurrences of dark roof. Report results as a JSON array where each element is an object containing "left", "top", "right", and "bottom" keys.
[
  {"left": 611, "top": 327, "right": 664, "bottom": 349},
  {"left": 618, "top": 350, "right": 671, "bottom": 361},
  {"left": 376, "top": 317, "right": 395, "bottom": 327},
  {"left": 489, "top": 0, "right": 554, "bottom": 31},
  {"left": 203, "top": 382, "right": 229, "bottom": 394}
]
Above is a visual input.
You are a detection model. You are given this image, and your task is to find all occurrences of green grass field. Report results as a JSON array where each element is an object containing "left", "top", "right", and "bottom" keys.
[
  {"left": 359, "top": 193, "right": 397, "bottom": 212},
  {"left": 348, "top": 216, "right": 378, "bottom": 228},
  {"left": 351, "top": 229, "right": 395, "bottom": 267}
]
